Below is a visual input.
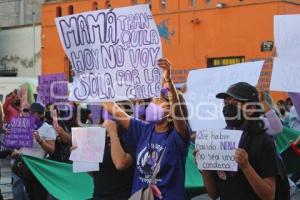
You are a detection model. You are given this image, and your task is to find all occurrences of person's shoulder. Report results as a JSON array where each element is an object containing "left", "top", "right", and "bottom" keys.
[{"left": 39, "top": 122, "right": 55, "bottom": 133}]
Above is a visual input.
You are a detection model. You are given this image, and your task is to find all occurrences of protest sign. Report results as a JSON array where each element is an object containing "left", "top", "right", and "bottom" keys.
[
  {"left": 274, "top": 14, "right": 300, "bottom": 58},
  {"left": 70, "top": 127, "right": 106, "bottom": 163},
  {"left": 270, "top": 57, "right": 300, "bottom": 93},
  {"left": 37, "top": 73, "right": 68, "bottom": 106},
  {"left": 73, "top": 161, "right": 99, "bottom": 173},
  {"left": 55, "top": 4, "right": 163, "bottom": 102},
  {"left": 5, "top": 117, "right": 35, "bottom": 148},
  {"left": 195, "top": 129, "right": 242, "bottom": 172},
  {"left": 185, "top": 61, "right": 263, "bottom": 130}
]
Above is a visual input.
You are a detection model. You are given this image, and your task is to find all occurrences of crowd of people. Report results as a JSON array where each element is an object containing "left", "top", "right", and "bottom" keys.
[{"left": 0, "top": 58, "right": 299, "bottom": 200}]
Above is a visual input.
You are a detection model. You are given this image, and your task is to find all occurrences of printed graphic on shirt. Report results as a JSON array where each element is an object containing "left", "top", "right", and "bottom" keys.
[{"left": 137, "top": 143, "right": 164, "bottom": 184}]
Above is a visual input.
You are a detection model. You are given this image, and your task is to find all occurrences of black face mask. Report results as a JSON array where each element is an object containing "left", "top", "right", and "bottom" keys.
[{"left": 223, "top": 104, "right": 245, "bottom": 128}]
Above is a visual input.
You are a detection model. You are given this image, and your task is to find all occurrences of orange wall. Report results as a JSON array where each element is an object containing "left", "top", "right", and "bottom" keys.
[{"left": 41, "top": 0, "right": 300, "bottom": 99}]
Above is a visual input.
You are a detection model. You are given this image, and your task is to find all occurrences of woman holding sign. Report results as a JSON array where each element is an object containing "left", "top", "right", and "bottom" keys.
[
  {"left": 198, "top": 82, "right": 289, "bottom": 200},
  {"left": 102, "top": 58, "right": 191, "bottom": 200}
]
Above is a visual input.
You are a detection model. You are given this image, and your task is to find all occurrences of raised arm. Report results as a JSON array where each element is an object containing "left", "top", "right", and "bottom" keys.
[
  {"left": 101, "top": 102, "right": 131, "bottom": 129},
  {"left": 158, "top": 58, "right": 189, "bottom": 139},
  {"left": 103, "top": 120, "right": 133, "bottom": 170}
]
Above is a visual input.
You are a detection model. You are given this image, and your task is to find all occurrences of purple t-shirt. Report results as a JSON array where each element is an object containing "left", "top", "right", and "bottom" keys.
[{"left": 127, "top": 118, "right": 190, "bottom": 200}]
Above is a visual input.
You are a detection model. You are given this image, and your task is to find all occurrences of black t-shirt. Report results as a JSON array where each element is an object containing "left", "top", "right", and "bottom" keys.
[
  {"left": 212, "top": 132, "right": 279, "bottom": 200},
  {"left": 92, "top": 130, "right": 135, "bottom": 200}
]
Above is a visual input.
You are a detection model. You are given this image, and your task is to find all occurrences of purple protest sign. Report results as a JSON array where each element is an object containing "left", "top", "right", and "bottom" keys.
[
  {"left": 37, "top": 73, "right": 68, "bottom": 106},
  {"left": 5, "top": 117, "right": 35, "bottom": 148}
]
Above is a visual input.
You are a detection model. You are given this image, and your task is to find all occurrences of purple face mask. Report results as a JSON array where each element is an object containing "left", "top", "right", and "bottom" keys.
[
  {"left": 102, "top": 109, "right": 114, "bottom": 121},
  {"left": 132, "top": 104, "right": 146, "bottom": 118},
  {"left": 145, "top": 103, "right": 164, "bottom": 123}
]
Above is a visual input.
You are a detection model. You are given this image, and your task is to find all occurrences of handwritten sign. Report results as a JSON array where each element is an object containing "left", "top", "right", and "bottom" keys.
[
  {"left": 70, "top": 127, "right": 106, "bottom": 163},
  {"left": 37, "top": 73, "right": 68, "bottom": 106},
  {"left": 195, "top": 129, "right": 242, "bottom": 172},
  {"left": 270, "top": 57, "right": 300, "bottom": 93},
  {"left": 5, "top": 117, "right": 35, "bottom": 148},
  {"left": 185, "top": 61, "right": 263, "bottom": 130},
  {"left": 274, "top": 14, "right": 300, "bottom": 58},
  {"left": 55, "top": 5, "right": 163, "bottom": 102}
]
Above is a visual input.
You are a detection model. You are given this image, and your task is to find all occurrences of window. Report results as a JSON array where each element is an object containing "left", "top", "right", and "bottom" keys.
[
  {"left": 207, "top": 56, "right": 245, "bottom": 67},
  {"left": 105, "top": 0, "right": 111, "bottom": 8},
  {"left": 161, "top": 0, "right": 166, "bottom": 10},
  {"left": 56, "top": 7, "right": 62, "bottom": 17},
  {"left": 189, "top": 0, "right": 196, "bottom": 7},
  {"left": 92, "top": 2, "right": 98, "bottom": 10},
  {"left": 132, "top": 0, "right": 138, "bottom": 5},
  {"left": 68, "top": 5, "right": 74, "bottom": 15}
]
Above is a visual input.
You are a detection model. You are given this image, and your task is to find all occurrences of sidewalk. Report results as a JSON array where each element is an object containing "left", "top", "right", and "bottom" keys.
[{"left": 0, "top": 158, "right": 12, "bottom": 200}]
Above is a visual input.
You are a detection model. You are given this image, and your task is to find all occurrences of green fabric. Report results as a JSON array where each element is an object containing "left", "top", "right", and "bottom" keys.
[
  {"left": 22, "top": 156, "right": 94, "bottom": 200},
  {"left": 21, "top": 129, "right": 300, "bottom": 199},
  {"left": 22, "top": 145, "right": 204, "bottom": 199},
  {"left": 185, "top": 143, "right": 204, "bottom": 189},
  {"left": 275, "top": 127, "right": 300, "bottom": 153}
]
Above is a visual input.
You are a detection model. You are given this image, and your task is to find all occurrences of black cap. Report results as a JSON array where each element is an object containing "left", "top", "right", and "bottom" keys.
[
  {"left": 30, "top": 103, "right": 45, "bottom": 113},
  {"left": 216, "top": 82, "right": 259, "bottom": 102}
]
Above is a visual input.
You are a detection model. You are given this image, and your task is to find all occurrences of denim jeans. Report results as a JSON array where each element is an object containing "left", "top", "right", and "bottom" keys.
[{"left": 12, "top": 173, "right": 28, "bottom": 200}]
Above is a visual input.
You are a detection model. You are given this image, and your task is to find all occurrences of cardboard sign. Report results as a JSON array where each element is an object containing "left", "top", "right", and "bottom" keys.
[
  {"left": 55, "top": 5, "right": 163, "bottom": 102},
  {"left": 37, "top": 73, "right": 68, "bottom": 106},
  {"left": 270, "top": 57, "right": 300, "bottom": 93},
  {"left": 70, "top": 127, "right": 106, "bottom": 163},
  {"left": 5, "top": 117, "right": 35, "bottom": 148},
  {"left": 195, "top": 129, "right": 242, "bottom": 172},
  {"left": 185, "top": 61, "right": 263, "bottom": 130},
  {"left": 274, "top": 14, "right": 300, "bottom": 58}
]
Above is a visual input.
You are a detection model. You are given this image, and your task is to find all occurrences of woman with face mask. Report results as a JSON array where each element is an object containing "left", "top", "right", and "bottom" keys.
[
  {"left": 102, "top": 58, "right": 191, "bottom": 200},
  {"left": 200, "top": 82, "right": 289, "bottom": 200}
]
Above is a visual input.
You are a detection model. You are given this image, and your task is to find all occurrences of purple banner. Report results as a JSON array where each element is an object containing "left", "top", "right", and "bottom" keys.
[
  {"left": 5, "top": 117, "right": 35, "bottom": 148},
  {"left": 37, "top": 73, "right": 68, "bottom": 106}
]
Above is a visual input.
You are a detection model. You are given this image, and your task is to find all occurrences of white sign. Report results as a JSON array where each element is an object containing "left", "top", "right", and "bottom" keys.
[
  {"left": 73, "top": 161, "right": 99, "bottom": 173},
  {"left": 270, "top": 57, "right": 300, "bottom": 93},
  {"left": 55, "top": 5, "right": 163, "bottom": 102},
  {"left": 274, "top": 15, "right": 300, "bottom": 58},
  {"left": 185, "top": 61, "right": 263, "bottom": 130},
  {"left": 195, "top": 129, "right": 242, "bottom": 172},
  {"left": 70, "top": 127, "right": 106, "bottom": 163}
]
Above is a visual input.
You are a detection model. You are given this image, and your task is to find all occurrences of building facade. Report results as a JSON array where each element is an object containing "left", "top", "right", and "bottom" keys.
[
  {"left": 0, "top": 0, "right": 45, "bottom": 27},
  {"left": 0, "top": 24, "right": 41, "bottom": 77},
  {"left": 41, "top": 0, "right": 300, "bottom": 98}
]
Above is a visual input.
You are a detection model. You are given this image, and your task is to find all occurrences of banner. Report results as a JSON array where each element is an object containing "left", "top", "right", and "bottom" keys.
[
  {"left": 5, "top": 117, "right": 35, "bottom": 148},
  {"left": 195, "top": 129, "right": 242, "bottom": 172},
  {"left": 37, "top": 73, "right": 68, "bottom": 106},
  {"left": 22, "top": 156, "right": 93, "bottom": 200},
  {"left": 55, "top": 4, "right": 163, "bottom": 102},
  {"left": 185, "top": 61, "right": 263, "bottom": 130}
]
